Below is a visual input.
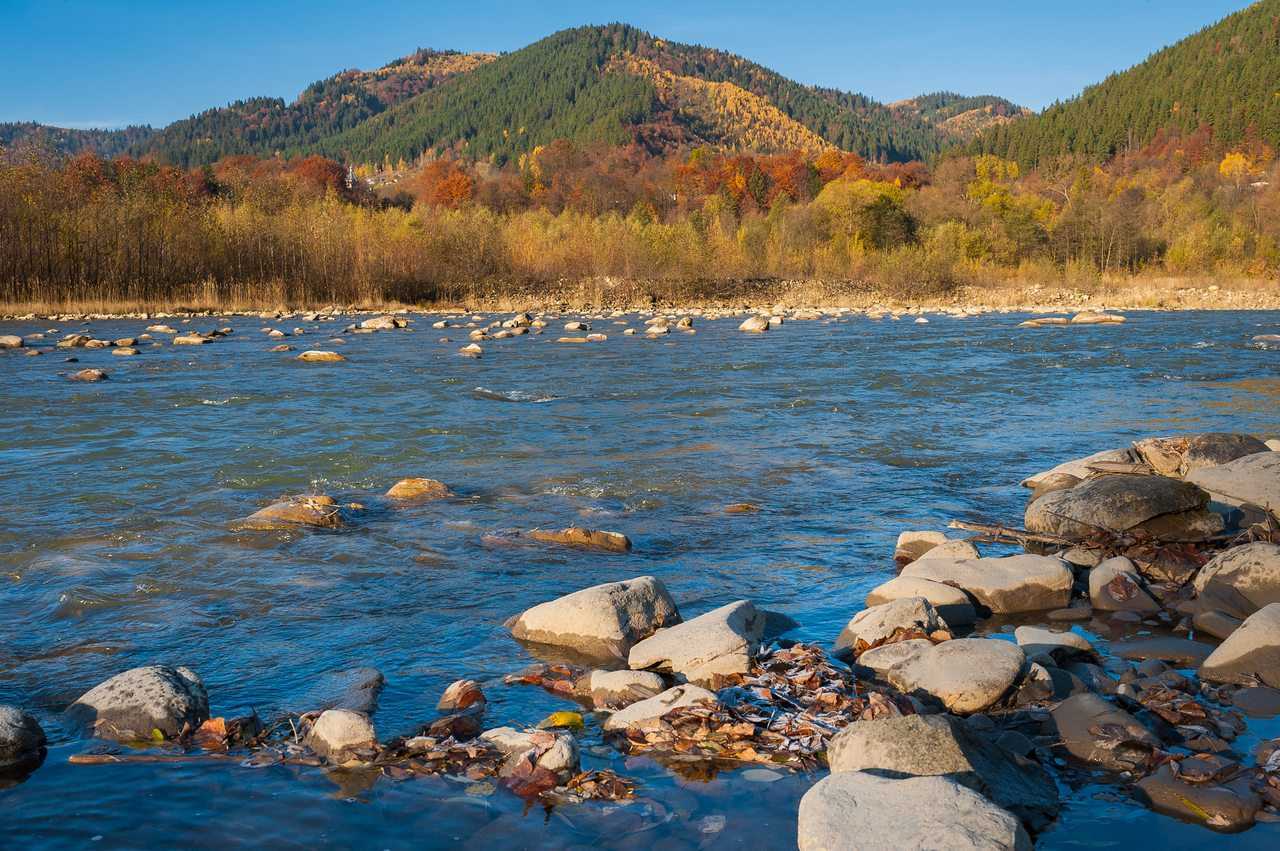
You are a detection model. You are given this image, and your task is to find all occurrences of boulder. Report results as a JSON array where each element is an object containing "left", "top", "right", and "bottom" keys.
[
  {"left": 298, "top": 667, "right": 385, "bottom": 714},
  {"left": 0, "top": 706, "right": 45, "bottom": 771},
  {"left": 797, "top": 772, "right": 1032, "bottom": 851},
  {"left": 508, "top": 576, "right": 680, "bottom": 662},
  {"left": 893, "top": 530, "right": 947, "bottom": 565},
  {"left": 67, "top": 665, "right": 209, "bottom": 741},
  {"left": 832, "top": 598, "right": 947, "bottom": 661},
  {"left": 1134, "top": 433, "right": 1270, "bottom": 478},
  {"left": 1070, "top": 311, "right": 1125, "bottom": 325},
  {"left": 1026, "top": 474, "right": 1222, "bottom": 542},
  {"left": 296, "top": 350, "right": 345, "bottom": 362},
  {"left": 583, "top": 670, "right": 665, "bottom": 709},
  {"left": 1111, "top": 637, "right": 1214, "bottom": 666},
  {"left": 68, "top": 368, "right": 107, "bottom": 382},
  {"left": 826, "top": 714, "right": 1059, "bottom": 831},
  {"left": 385, "top": 478, "right": 451, "bottom": 501},
  {"left": 1048, "top": 693, "right": 1158, "bottom": 771},
  {"left": 1199, "top": 603, "right": 1280, "bottom": 687},
  {"left": 885, "top": 639, "right": 1025, "bottom": 714},
  {"left": 1193, "top": 609, "right": 1243, "bottom": 640},
  {"left": 1135, "top": 763, "right": 1261, "bottom": 832},
  {"left": 437, "top": 679, "right": 485, "bottom": 713},
  {"left": 902, "top": 554, "right": 1073, "bottom": 614},
  {"left": 359, "top": 315, "right": 403, "bottom": 330},
  {"left": 0, "top": 335, "right": 24, "bottom": 348},
  {"left": 305, "top": 709, "right": 376, "bottom": 762},
  {"left": 479, "top": 727, "right": 578, "bottom": 779},
  {"left": 856, "top": 639, "right": 932, "bottom": 678},
  {"left": 526, "top": 527, "right": 631, "bottom": 553},
  {"left": 1020, "top": 448, "right": 1134, "bottom": 489},
  {"left": 172, "top": 334, "right": 211, "bottom": 345},
  {"left": 865, "top": 576, "right": 977, "bottom": 626},
  {"left": 1089, "top": 556, "right": 1159, "bottom": 612},
  {"left": 459, "top": 343, "right": 482, "bottom": 358},
  {"left": 601, "top": 684, "right": 719, "bottom": 731},
  {"left": 112, "top": 347, "right": 139, "bottom": 356},
  {"left": 738, "top": 316, "right": 769, "bottom": 333},
  {"left": 628, "top": 600, "right": 764, "bottom": 686},
  {"left": 919, "top": 539, "right": 981, "bottom": 561},
  {"left": 1187, "top": 451, "right": 1280, "bottom": 511},
  {"left": 1192, "top": 543, "right": 1280, "bottom": 619},
  {"left": 1013, "top": 626, "right": 1095, "bottom": 664},
  {"left": 239, "top": 495, "right": 342, "bottom": 530}
]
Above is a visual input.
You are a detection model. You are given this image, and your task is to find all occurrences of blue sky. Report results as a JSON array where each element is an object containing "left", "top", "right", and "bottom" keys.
[{"left": 0, "top": 0, "right": 1250, "bottom": 128}]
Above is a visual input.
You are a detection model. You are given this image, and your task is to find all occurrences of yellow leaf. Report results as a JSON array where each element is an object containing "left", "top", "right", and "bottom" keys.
[{"left": 537, "top": 711, "right": 584, "bottom": 730}]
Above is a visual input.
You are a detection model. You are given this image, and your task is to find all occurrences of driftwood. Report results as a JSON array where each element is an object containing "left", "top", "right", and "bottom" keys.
[{"left": 946, "top": 520, "right": 1076, "bottom": 548}]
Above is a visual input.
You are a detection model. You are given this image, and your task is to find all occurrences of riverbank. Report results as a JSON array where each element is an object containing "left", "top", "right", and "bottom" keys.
[{"left": 2, "top": 274, "right": 1277, "bottom": 320}]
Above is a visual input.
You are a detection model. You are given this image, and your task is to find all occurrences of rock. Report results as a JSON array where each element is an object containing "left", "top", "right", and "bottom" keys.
[
  {"left": 526, "top": 527, "right": 631, "bottom": 553},
  {"left": 1026, "top": 474, "right": 1222, "bottom": 542},
  {"left": 1047, "top": 606, "right": 1093, "bottom": 622},
  {"left": 919, "top": 539, "right": 982, "bottom": 561},
  {"left": 563, "top": 321, "right": 588, "bottom": 331},
  {"left": 855, "top": 639, "right": 932, "bottom": 677},
  {"left": 437, "top": 679, "right": 485, "bottom": 713},
  {"left": 0, "top": 335, "right": 24, "bottom": 348},
  {"left": 584, "top": 670, "right": 666, "bottom": 709},
  {"left": 601, "top": 684, "right": 719, "bottom": 731},
  {"left": 1112, "top": 637, "right": 1214, "bottom": 666},
  {"left": 826, "top": 714, "right": 1059, "bottom": 831},
  {"left": 1020, "top": 448, "right": 1134, "bottom": 489},
  {"left": 738, "top": 316, "right": 769, "bottom": 333},
  {"left": 385, "top": 478, "right": 451, "bottom": 501},
  {"left": 111, "top": 347, "right": 139, "bottom": 356},
  {"left": 300, "top": 667, "right": 385, "bottom": 714},
  {"left": 1089, "top": 556, "right": 1160, "bottom": 612},
  {"left": 68, "top": 368, "right": 107, "bottom": 382},
  {"left": 359, "top": 315, "right": 404, "bottom": 330},
  {"left": 1232, "top": 685, "right": 1280, "bottom": 717},
  {"left": 1200, "top": 603, "right": 1280, "bottom": 687},
  {"left": 239, "top": 495, "right": 342, "bottom": 530},
  {"left": 1134, "top": 433, "right": 1270, "bottom": 478},
  {"left": 479, "top": 727, "right": 578, "bottom": 779},
  {"left": 1135, "top": 763, "right": 1261, "bottom": 832},
  {"left": 1070, "top": 311, "right": 1125, "bottom": 324},
  {"left": 1013, "top": 626, "right": 1095, "bottom": 663},
  {"left": 0, "top": 706, "right": 45, "bottom": 770},
  {"left": 172, "top": 334, "right": 211, "bottom": 345},
  {"left": 832, "top": 598, "right": 947, "bottom": 661},
  {"left": 57, "top": 333, "right": 91, "bottom": 348},
  {"left": 1187, "top": 451, "right": 1280, "bottom": 511},
  {"left": 1194, "top": 610, "right": 1243, "bottom": 640},
  {"left": 508, "top": 576, "right": 680, "bottom": 661},
  {"left": 902, "top": 554, "right": 1073, "bottom": 614},
  {"left": 305, "top": 709, "right": 376, "bottom": 762},
  {"left": 893, "top": 530, "right": 948, "bottom": 565},
  {"left": 628, "top": 600, "right": 764, "bottom": 687},
  {"left": 865, "top": 576, "right": 977, "bottom": 626},
  {"left": 797, "top": 772, "right": 1032, "bottom": 851},
  {"left": 1049, "top": 693, "right": 1158, "bottom": 771},
  {"left": 67, "top": 665, "right": 209, "bottom": 741},
  {"left": 1192, "top": 543, "right": 1280, "bottom": 619},
  {"left": 269, "top": 344, "right": 293, "bottom": 352},
  {"left": 459, "top": 343, "right": 483, "bottom": 358},
  {"left": 885, "top": 638, "right": 1025, "bottom": 714},
  {"left": 296, "top": 350, "right": 345, "bottom": 362}
]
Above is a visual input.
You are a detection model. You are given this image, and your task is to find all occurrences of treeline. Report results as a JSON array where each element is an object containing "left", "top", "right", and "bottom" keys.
[
  {"left": 973, "top": 0, "right": 1280, "bottom": 167},
  {"left": 1, "top": 128, "right": 1277, "bottom": 309}
]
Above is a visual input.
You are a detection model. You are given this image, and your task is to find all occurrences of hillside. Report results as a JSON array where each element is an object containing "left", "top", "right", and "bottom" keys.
[
  {"left": 0, "top": 122, "right": 154, "bottom": 158},
  {"left": 973, "top": 0, "right": 1280, "bottom": 165},
  {"left": 890, "top": 92, "right": 1029, "bottom": 140}
]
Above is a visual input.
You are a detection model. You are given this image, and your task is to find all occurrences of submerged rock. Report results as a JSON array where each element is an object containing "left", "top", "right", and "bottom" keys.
[
  {"left": 0, "top": 706, "right": 45, "bottom": 771},
  {"left": 885, "top": 638, "right": 1025, "bottom": 714},
  {"left": 239, "top": 495, "right": 343, "bottom": 530},
  {"left": 296, "top": 350, "right": 345, "bottom": 362},
  {"left": 508, "top": 576, "right": 681, "bottom": 662},
  {"left": 601, "top": 684, "right": 719, "bottom": 731},
  {"left": 1192, "top": 543, "right": 1280, "bottom": 619},
  {"left": 832, "top": 598, "right": 947, "bottom": 661},
  {"left": 305, "top": 709, "right": 376, "bottom": 763},
  {"left": 1199, "top": 603, "right": 1280, "bottom": 687},
  {"left": 902, "top": 554, "right": 1073, "bottom": 614},
  {"left": 826, "top": 714, "right": 1059, "bottom": 832},
  {"left": 67, "top": 665, "right": 209, "bottom": 741},
  {"left": 1111, "top": 637, "right": 1214, "bottom": 666},
  {"left": 1135, "top": 762, "right": 1261, "bottom": 832},
  {"left": 68, "top": 368, "right": 107, "bottom": 382},
  {"left": 1049, "top": 693, "right": 1158, "bottom": 771},
  {"left": 1026, "top": 474, "right": 1222, "bottom": 542},
  {"left": 301, "top": 667, "right": 385, "bottom": 714},
  {"left": 385, "top": 477, "right": 451, "bottom": 501},
  {"left": 797, "top": 771, "right": 1032, "bottom": 851},
  {"left": 628, "top": 600, "right": 764, "bottom": 687},
  {"left": 1187, "top": 451, "right": 1280, "bottom": 511},
  {"left": 526, "top": 527, "right": 631, "bottom": 553}
]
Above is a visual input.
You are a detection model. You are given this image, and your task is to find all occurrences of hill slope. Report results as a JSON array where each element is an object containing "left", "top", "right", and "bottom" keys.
[
  {"left": 973, "top": 0, "right": 1280, "bottom": 165},
  {"left": 0, "top": 122, "right": 154, "bottom": 158}
]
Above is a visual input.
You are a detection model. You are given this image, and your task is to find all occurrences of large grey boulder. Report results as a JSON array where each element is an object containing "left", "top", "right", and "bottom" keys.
[
  {"left": 832, "top": 598, "right": 946, "bottom": 661},
  {"left": 305, "top": 709, "right": 376, "bottom": 763},
  {"left": 508, "top": 576, "right": 680, "bottom": 662},
  {"left": 1021, "top": 448, "right": 1134, "bottom": 490},
  {"left": 797, "top": 771, "right": 1032, "bottom": 851},
  {"left": 601, "top": 684, "right": 719, "bottom": 731},
  {"left": 902, "top": 555, "right": 1073, "bottom": 614},
  {"left": 885, "top": 639, "right": 1026, "bottom": 714},
  {"left": 1199, "top": 603, "right": 1280, "bottom": 687},
  {"left": 1187, "top": 451, "right": 1280, "bottom": 511},
  {"left": 67, "top": 665, "right": 209, "bottom": 741},
  {"left": 0, "top": 706, "right": 45, "bottom": 771},
  {"left": 1026, "top": 474, "right": 1223, "bottom": 542},
  {"left": 627, "top": 600, "right": 763, "bottom": 686},
  {"left": 1192, "top": 543, "right": 1280, "bottom": 619},
  {"left": 866, "top": 576, "right": 977, "bottom": 626},
  {"left": 1089, "top": 556, "right": 1159, "bottom": 612},
  {"left": 1049, "top": 693, "right": 1159, "bottom": 771},
  {"left": 1134, "top": 433, "right": 1270, "bottom": 478},
  {"left": 827, "top": 714, "right": 1059, "bottom": 831}
]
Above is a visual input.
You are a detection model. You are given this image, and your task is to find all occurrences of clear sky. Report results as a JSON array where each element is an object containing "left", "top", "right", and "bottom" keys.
[{"left": 0, "top": 0, "right": 1251, "bottom": 129}]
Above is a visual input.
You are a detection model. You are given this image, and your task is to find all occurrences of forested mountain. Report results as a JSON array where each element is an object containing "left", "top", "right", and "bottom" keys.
[
  {"left": 973, "top": 0, "right": 1280, "bottom": 165},
  {"left": 0, "top": 122, "right": 154, "bottom": 158},
  {"left": 891, "top": 93, "right": 1029, "bottom": 140}
]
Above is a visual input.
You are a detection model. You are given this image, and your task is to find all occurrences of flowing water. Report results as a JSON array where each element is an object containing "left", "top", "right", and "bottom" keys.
[{"left": 1, "top": 310, "right": 1279, "bottom": 849}]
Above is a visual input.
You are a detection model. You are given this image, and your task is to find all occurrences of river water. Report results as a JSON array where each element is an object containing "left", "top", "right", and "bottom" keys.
[{"left": 1, "top": 309, "right": 1278, "bottom": 848}]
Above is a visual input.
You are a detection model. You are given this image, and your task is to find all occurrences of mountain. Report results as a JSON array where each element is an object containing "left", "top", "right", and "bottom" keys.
[
  {"left": 2, "top": 25, "right": 1025, "bottom": 166},
  {"left": 0, "top": 122, "right": 154, "bottom": 158},
  {"left": 973, "top": 0, "right": 1280, "bottom": 165}
]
